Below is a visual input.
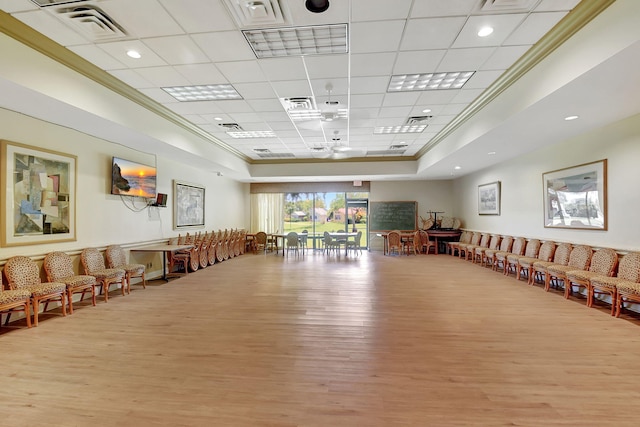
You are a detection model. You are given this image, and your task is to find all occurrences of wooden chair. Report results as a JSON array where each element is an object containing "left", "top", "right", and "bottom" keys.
[
  {"left": 545, "top": 245, "right": 593, "bottom": 294},
  {"left": 565, "top": 248, "right": 618, "bottom": 303},
  {"left": 415, "top": 230, "right": 436, "bottom": 255},
  {"left": 44, "top": 251, "right": 97, "bottom": 314},
  {"left": 253, "top": 231, "right": 267, "bottom": 253},
  {"left": 4, "top": 255, "right": 67, "bottom": 327},
  {"left": 518, "top": 241, "right": 556, "bottom": 285},
  {"left": 505, "top": 239, "right": 541, "bottom": 279},
  {"left": 531, "top": 243, "right": 572, "bottom": 288},
  {"left": 464, "top": 233, "right": 490, "bottom": 262},
  {"left": 602, "top": 252, "right": 640, "bottom": 317},
  {"left": 387, "top": 231, "right": 402, "bottom": 256},
  {"left": 495, "top": 237, "right": 525, "bottom": 274},
  {"left": 447, "top": 231, "right": 470, "bottom": 256},
  {"left": 484, "top": 236, "right": 513, "bottom": 270},
  {"left": 474, "top": 234, "right": 501, "bottom": 265},
  {"left": 458, "top": 232, "right": 481, "bottom": 259},
  {"left": 81, "top": 248, "right": 127, "bottom": 302},
  {"left": 106, "top": 245, "right": 146, "bottom": 290},
  {"left": 0, "top": 270, "right": 32, "bottom": 328}
]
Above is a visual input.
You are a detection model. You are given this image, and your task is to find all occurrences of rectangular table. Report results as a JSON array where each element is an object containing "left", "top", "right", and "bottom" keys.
[{"left": 131, "top": 244, "right": 194, "bottom": 281}]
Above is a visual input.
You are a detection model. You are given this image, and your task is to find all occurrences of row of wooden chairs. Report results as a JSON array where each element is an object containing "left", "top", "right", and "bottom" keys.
[
  {"left": 167, "top": 229, "right": 247, "bottom": 275},
  {"left": 450, "top": 231, "right": 640, "bottom": 317},
  {"left": 387, "top": 230, "right": 436, "bottom": 256},
  {"left": 0, "top": 245, "right": 145, "bottom": 328}
]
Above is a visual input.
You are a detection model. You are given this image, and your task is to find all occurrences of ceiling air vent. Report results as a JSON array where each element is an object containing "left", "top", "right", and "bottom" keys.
[
  {"left": 52, "top": 3, "right": 127, "bottom": 41},
  {"left": 283, "top": 97, "right": 316, "bottom": 111},
  {"left": 30, "top": 0, "right": 86, "bottom": 6},
  {"left": 367, "top": 149, "right": 407, "bottom": 156},
  {"left": 223, "top": 0, "right": 287, "bottom": 28},
  {"left": 255, "top": 151, "right": 296, "bottom": 159},
  {"left": 405, "top": 115, "right": 433, "bottom": 126},
  {"left": 219, "top": 123, "right": 243, "bottom": 131},
  {"left": 479, "top": 0, "right": 538, "bottom": 13},
  {"left": 389, "top": 144, "right": 408, "bottom": 150}
]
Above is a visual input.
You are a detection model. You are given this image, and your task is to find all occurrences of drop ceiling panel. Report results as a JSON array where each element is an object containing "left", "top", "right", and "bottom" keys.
[
  {"left": 350, "top": 20, "right": 406, "bottom": 54},
  {"left": 216, "top": 61, "right": 267, "bottom": 83},
  {"left": 269, "top": 80, "right": 312, "bottom": 98},
  {"left": 158, "top": 0, "right": 237, "bottom": 33},
  {"left": 99, "top": 41, "right": 168, "bottom": 68},
  {"left": 349, "top": 77, "right": 389, "bottom": 94},
  {"left": 464, "top": 69, "right": 505, "bottom": 88},
  {"left": 258, "top": 57, "right": 307, "bottom": 81},
  {"left": 400, "top": 17, "right": 467, "bottom": 50},
  {"left": 108, "top": 69, "right": 154, "bottom": 89},
  {"left": 106, "top": 0, "right": 184, "bottom": 38},
  {"left": 134, "top": 66, "right": 190, "bottom": 87},
  {"left": 192, "top": 31, "right": 257, "bottom": 62},
  {"left": 437, "top": 47, "right": 497, "bottom": 71},
  {"left": 350, "top": 94, "right": 385, "bottom": 108},
  {"left": 410, "top": 0, "right": 477, "bottom": 18},
  {"left": 382, "top": 92, "right": 421, "bottom": 107},
  {"left": 393, "top": 50, "right": 447, "bottom": 75},
  {"left": 536, "top": 0, "right": 581, "bottom": 12},
  {"left": 350, "top": 53, "right": 397, "bottom": 76},
  {"left": 480, "top": 45, "right": 531, "bottom": 70},
  {"left": 304, "top": 55, "right": 349, "bottom": 79},
  {"left": 233, "top": 82, "right": 277, "bottom": 100},
  {"left": 0, "top": 0, "right": 37, "bottom": 13},
  {"left": 138, "top": 87, "right": 179, "bottom": 103},
  {"left": 350, "top": 0, "right": 413, "bottom": 22},
  {"left": 143, "top": 35, "right": 209, "bottom": 65},
  {"left": 67, "top": 44, "right": 127, "bottom": 70},
  {"left": 452, "top": 14, "right": 527, "bottom": 48},
  {"left": 173, "top": 64, "right": 227, "bottom": 85},
  {"left": 505, "top": 12, "right": 569, "bottom": 45},
  {"left": 246, "top": 99, "right": 282, "bottom": 112},
  {"left": 12, "top": 9, "right": 88, "bottom": 45}
]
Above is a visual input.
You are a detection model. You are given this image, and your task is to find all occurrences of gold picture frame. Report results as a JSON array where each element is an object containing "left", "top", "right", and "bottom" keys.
[
  {"left": 1, "top": 140, "right": 77, "bottom": 246},
  {"left": 543, "top": 159, "right": 607, "bottom": 230}
]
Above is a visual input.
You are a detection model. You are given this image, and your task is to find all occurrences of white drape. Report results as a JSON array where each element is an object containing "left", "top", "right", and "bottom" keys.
[{"left": 250, "top": 193, "right": 284, "bottom": 233}]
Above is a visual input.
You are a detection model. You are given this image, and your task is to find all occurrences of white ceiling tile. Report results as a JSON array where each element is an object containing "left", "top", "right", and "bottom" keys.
[
  {"left": 227, "top": 112, "right": 264, "bottom": 123},
  {"left": 393, "top": 50, "right": 447, "bottom": 74},
  {"left": 350, "top": 0, "right": 412, "bottom": 21},
  {"left": 108, "top": 69, "right": 154, "bottom": 89},
  {"left": 12, "top": 10, "right": 89, "bottom": 46},
  {"left": 138, "top": 87, "right": 178, "bottom": 103},
  {"left": 463, "top": 69, "right": 504, "bottom": 89},
  {"left": 480, "top": 45, "right": 531, "bottom": 70},
  {"left": 192, "top": 31, "right": 256, "bottom": 62},
  {"left": 67, "top": 44, "right": 127, "bottom": 70},
  {"left": 234, "top": 82, "right": 277, "bottom": 100},
  {"left": 452, "top": 14, "right": 527, "bottom": 48},
  {"left": 134, "top": 66, "right": 191, "bottom": 87},
  {"left": 442, "top": 103, "right": 468, "bottom": 115},
  {"left": 217, "top": 61, "right": 267, "bottom": 83},
  {"left": 505, "top": 12, "right": 568, "bottom": 46},
  {"left": 535, "top": 0, "right": 581, "bottom": 12},
  {"left": 174, "top": 64, "right": 227, "bottom": 85},
  {"left": 400, "top": 17, "right": 467, "bottom": 50},
  {"left": 267, "top": 121, "right": 297, "bottom": 131},
  {"left": 350, "top": 77, "right": 390, "bottom": 95},
  {"left": 0, "top": 0, "right": 37, "bottom": 13},
  {"left": 165, "top": 101, "right": 223, "bottom": 115},
  {"left": 416, "top": 90, "right": 460, "bottom": 105},
  {"left": 143, "top": 35, "right": 209, "bottom": 65},
  {"left": 258, "top": 57, "right": 307, "bottom": 82},
  {"left": 450, "top": 89, "right": 485, "bottom": 104},
  {"left": 269, "top": 80, "right": 312, "bottom": 98},
  {"left": 350, "top": 94, "right": 385, "bottom": 108},
  {"left": 98, "top": 40, "right": 168, "bottom": 68},
  {"left": 246, "top": 99, "right": 283, "bottom": 112},
  {"left": 378, "top": 106, "right": 412, "bottom": 118},
  {"left": 304, "top": 55, "right": 349, "bottom": 79},
  {"left": 311, "top": 79, "right": 348, "bottom": 97},
  {"left": 382, "top": 92, "right": 421, "bottom": 107},
  {"left": 211, "top": 100, "right": 254, "bottom": 113},
  {"left": 158, "top": 0, "right": 237, "bottom": 32},
  {"left": 438, "top": 47, "right": 496, "bottom": 71},
  {"left": 350, "top": 53, "right": 397, "bottom": 77},
  {"left": 350, "top": 20, "right": 406, "bottom": 54},
  {"left": 108, "top": 0, "right": 184, "bottom": 38}
]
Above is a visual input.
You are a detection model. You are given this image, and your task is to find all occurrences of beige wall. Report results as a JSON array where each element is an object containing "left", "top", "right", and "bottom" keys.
[{"left": 453, "top": 113, "right": 640, "bottom": 251}]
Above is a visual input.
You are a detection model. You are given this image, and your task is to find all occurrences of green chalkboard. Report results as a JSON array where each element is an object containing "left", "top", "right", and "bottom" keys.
[{"left": 369, "top": 201, "right": 417, "bottom": 231}]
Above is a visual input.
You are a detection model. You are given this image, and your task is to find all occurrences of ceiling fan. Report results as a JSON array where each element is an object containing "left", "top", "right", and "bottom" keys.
[{"left": 311, "top": 131, "right": 367, "bottom": 160}]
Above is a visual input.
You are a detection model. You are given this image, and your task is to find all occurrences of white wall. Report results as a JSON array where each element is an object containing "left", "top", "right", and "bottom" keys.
[
  {"left": 453, "top": 113, "right": 640, "bottom": 251},
  {"left": 0, "top": 107, "right": 249, "bottom": 261}
]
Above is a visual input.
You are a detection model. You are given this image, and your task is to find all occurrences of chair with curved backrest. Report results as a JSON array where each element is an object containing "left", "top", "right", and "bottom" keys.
[
  {"left": 415, "top": 230, "right": 436, "bottom": 255},
  {"left": 387, "top": 231, "right": 402, "bottom": 256},
  {"left": 347, "top": 230, "right": 363, "bottom": 256},
  {"left": 474, "top": 234, "right": 501, "bottom": 265},
  {"left": 285, "top": 231, "right": 299, "bottom": 256},
  {"left": 167, "top": 236, "right": 190, "bottom": 275},
  {"left": 0, "top": 270, "right": 32, "bottom": 328},
  {"left": 253, "top": 231, "right": 267, "bottom": 254},
  {"left": 299, "top": 230, "right": 309, "bottom": 254},
  {"left": 4, "top": 255, "right": 67, "bottom": 327},
  {"left": 518, "top": 241, "right": 556, "bottom": 285},
  {"left": 495, "top": 237, "right": 525, "bottom": 274},
  {"left": 44, "top": 251, "right": 97, "bottom": 315},
  {"left": 323, "top": 231, "right": 340, "bottom": 255},
  {"left": 600, "top": 252, "right": 640, "bottom": 317},
  {"left": 440, "top": 217, "right": 455, "bottom": 229},
  {"left": 463, "top": 233, "right": 489, "bottom": 262},
  {"left": 81, "top": 248, "right": 126, "bottom": 302},
  {"left": 447, "top": 230, "right": 471, "bottom": 256},
  {"left": 566, "top": 247, "right": 618, "bottom": 304},
  {"left": 531, "top": 243, "right": 572, "bottom": 288},
  {"left": 545, "top": 245, "right": 593, "bottom": 294},
  {"left": 485, "top": 236, "right": 513, "bottom": 270},
  {"left": 106, "top": 245, "right": 146, "bottom": 290},
  {"left": 505, "top": 239, "right": 541, "bottom": 279},
  {"left": 458, "top": 232, "right": 481, "bottom": 260}
]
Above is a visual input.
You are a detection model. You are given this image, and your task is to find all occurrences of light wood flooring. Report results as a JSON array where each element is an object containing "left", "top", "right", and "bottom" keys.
[{"left": 3, "top": 251, "right": 640, "bottom": 426}]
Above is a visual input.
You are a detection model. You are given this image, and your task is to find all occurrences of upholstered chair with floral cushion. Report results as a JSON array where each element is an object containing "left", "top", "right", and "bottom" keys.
[
  {"left": 106, "top": 245, "right": 146, "bottom": 290},
  {"left": 484, "top": 236, "right": 513, "bottom": 270},
  {"left": 531, "top": 243, "right": 572, "bottom": 288},
  {"left": 602, "top": 252, "right": 640, "bottom": 317},
  {"left": 565, "top": 247, "right": 618, "bottom": 303},
  {"left": 0, "top": 270, "right": 32, "bottom": 328},
  {"left": 81, "top": 248, "right": 126, "bottom": 302},
  {"left": 495, "top": 237, "right": 525, "bottom": 274},
  {"left": 545, "top": 245, "right": 593, "bottom": 294},
  {"left": 463, "top": 233, "right": 490, "bottom": 262},
  {"left": 475, "top": 234, "right": 501, "bottom": 266},
  {"left": 518, "top": 241, "right": 556, "bottom": 285},
  {"left": 4, "top": 255, "right": 67, "bottom": 327},
  {"left": 505, "top": 239, "right": 541, "bottom": 279},
  {"left": 447, "top": 230, "right": 471, "bottom": 256},
  {"left": 44, "top": 251, "right": 97, "bottom": 314},
  {"left": 458, "top": 232, "right": 481, "bottom": 259}
]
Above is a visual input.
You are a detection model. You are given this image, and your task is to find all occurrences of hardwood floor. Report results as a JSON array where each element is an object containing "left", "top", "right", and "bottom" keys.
[{"left": 3, "top": 251, "right": 640, "bottom": 426}]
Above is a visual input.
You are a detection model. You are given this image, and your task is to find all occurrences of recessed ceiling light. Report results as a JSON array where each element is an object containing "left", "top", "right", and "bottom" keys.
[
  {"left": 374, "top": 125, "right": 426, "bottom": 134},
  {"left": 388, "top": 72, "right": 474, "bottom": 92},
  {"left": 478, "top": 26, "right": 494, "bottom": 37},
  {"left": 422, "top": 108, "right": 432, "bottom": 113},
  {"left": 214, "top": 117, "right": 223, "bottom": 121},
  {"left": 243, "top": 24, "right": 348, "bottom": 58},
  {"left": 228, "top": 130, "right": 276, "bottom": 138},
  {"left": 564, "top": 115, "right": 579, "bottom": 121},
  {"left": 488, "top": 151, "right": 496, "bottom": 155},
  {"left": 454, "top": 166, "right": 461, "bottom": 170},
  {"left": 162, "top": 84, "right": 243, "bottom": 102},
  {"left": 126, "top": 50, "right": 141, "bottom": 59}
]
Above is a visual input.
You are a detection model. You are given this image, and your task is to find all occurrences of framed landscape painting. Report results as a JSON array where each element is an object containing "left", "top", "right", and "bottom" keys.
[
  {"left": 478, "top": 181, "right": 501, "bottom": 215},
  {"left": 543, "top": 160, "right": 607, "bottom": 230},
  {"left": 1, "top": 140, "right": 76, "bottom": 246},
  {"left": 173, "top": 180, "right": 205, "bottom": 229}
]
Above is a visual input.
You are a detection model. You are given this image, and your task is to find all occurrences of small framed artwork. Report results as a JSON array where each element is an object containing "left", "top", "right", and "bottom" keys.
[
  {"left": 173, "top": 180, "right": 205, "bottom": 229},
  {"left": 1, "top": 140, "right": 76, "bottom": 246},
  {"left": 543, "top": 159, "right": 607, "bottom": 230},
  {"left": 478, "top": 181, "right": 501, "bottom": 215}
]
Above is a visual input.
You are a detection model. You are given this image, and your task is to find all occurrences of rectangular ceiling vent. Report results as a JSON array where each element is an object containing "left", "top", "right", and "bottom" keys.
[
  {"left": 389, "top": 144, "right": 408, "bottom": 150},
  {"left": 479, "top": 0, "right": 538, "bottom": 13},
  {"left": 367, "top": 149, "right": 407, "bottom": 156},
  {"left": 406, "top": 115, "right": 433, "bottom": 125},
  {"left": 219, "top": 123, "right": 243, "bottom": 131},
  {"left": 282, "top": 97, "right": 316, "bottom": 111},
  {"left": 30, "top": 0, "right": 86, "bottom": 6},
  {"left": 256, "top": 152, "right": 296, "bottom": 159},
  {"left": 52, "top": 3, "right": 127, "bottom": 41},
  {"left": 223, "top": 0, "right": 287, "bottom": 28}
]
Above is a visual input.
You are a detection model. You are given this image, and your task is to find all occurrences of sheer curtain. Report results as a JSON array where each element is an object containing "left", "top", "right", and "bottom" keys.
[{"left": 250, "top": 193, "right": 284, "bottom": 233}]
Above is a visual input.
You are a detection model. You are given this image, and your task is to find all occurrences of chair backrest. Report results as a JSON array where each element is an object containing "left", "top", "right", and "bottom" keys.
[
  {"left": 478, "top": 233, "right": 490, "bottom": 248},
  {"left": 440, "top": 217, "right": 454, "bottom": 228},
  {"left": 44, "top": 251, "right": 75, "bottom": 281},
  {"left": 537, "top": 241, "right": 556, "bottom": 262},
  {"left": 588, "top": 248, "right": 618, "bottom": 275},
  {"left": 469, "top": 232, "right": 481, "bottom": 246},
  {"left": 354, "top": 230, "right": 362, "bottom": 245},
  {"left": 387, "top": 231, "right": 401, "bottom": 247},
  {"left": 510, "top": 237, "right": 526, "bottom": 255},
  {"left": 324, "top": 231, "right": 333, "bottom": 245},
  {"left": 552, "top": 243, "right": 573, "bottom": 265},
  {"left": 488, "top": 234, "right": 500, "bottom": 250},
  {"left": 81, "top": 248, "right": 107, "bottom": 274},
  {"left": 4, "top": 256, "right": 42, "bottom": 289},
  {"left": 567, "top": 245, "right": 593, "bottom": 269},
  {"left": 523, "top": 239, "right": 541, "bottom": 258},
  {"left": 617, "top": 252, "right": 640, "bottom": 282},
  {"left": 105, "top": 245, "right": 127, "bottom": 268},
  {"left": 459, "top": 231, "right": 472, "bottom": 244},
  {"left": 286, "top": 232, "right": 299, "bottom": 246},
  {"left": 498, "top": 236, "right": 513, "bottom": 252},
  {"left": 254, "top": 231, "right": 267, "bottom": 245},
  {"left": 417, "top": 230, "right": 428, "bottom": 245}
]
